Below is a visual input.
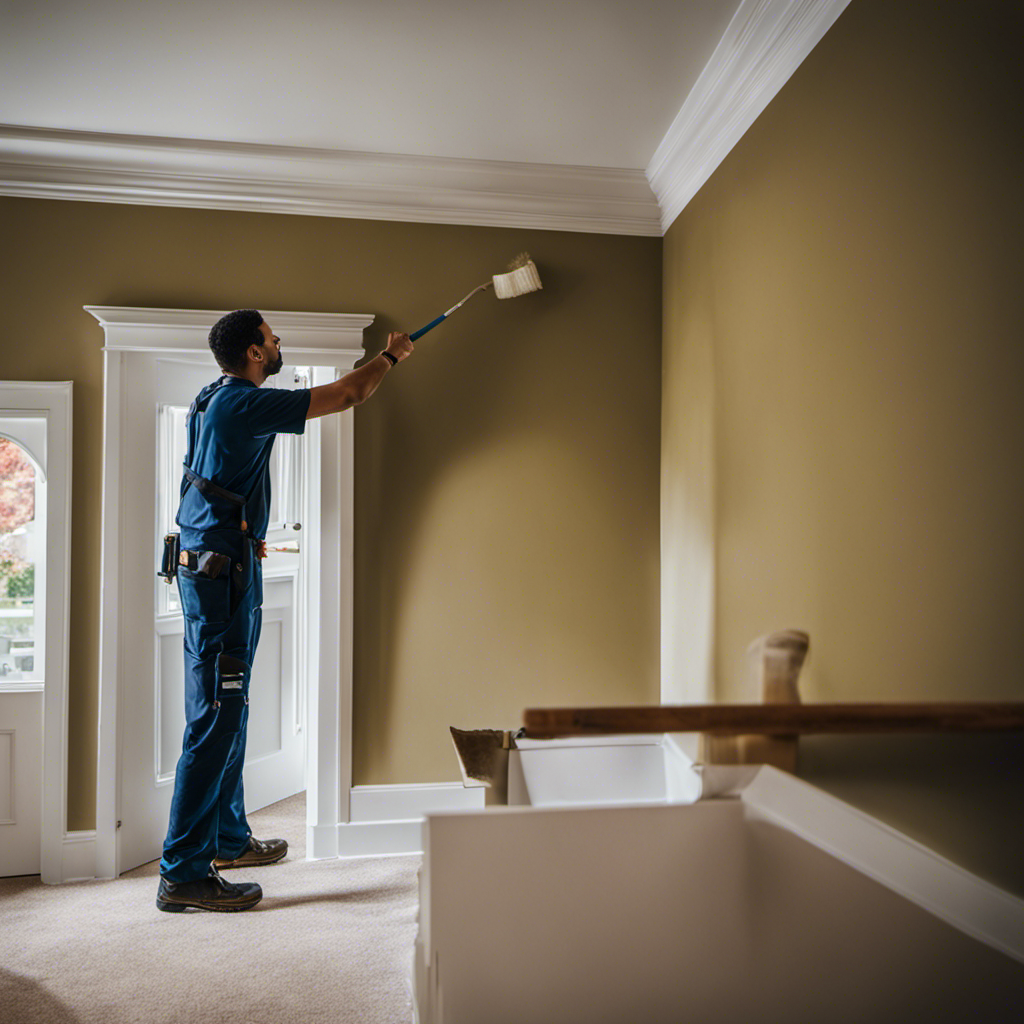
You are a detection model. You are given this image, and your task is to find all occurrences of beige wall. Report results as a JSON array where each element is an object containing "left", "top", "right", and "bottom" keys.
[
  {"left": 662, "top": 0, "right": 1023, "bottom": 889},
  {"left": 0, "top": 198, "right": 662, "bottom": 829}
]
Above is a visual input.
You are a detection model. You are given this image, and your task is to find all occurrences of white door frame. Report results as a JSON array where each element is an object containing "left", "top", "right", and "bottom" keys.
[
  {"left": 87, "top": 306, "right": 371, "bottom": 879},
  {"left": 0, "top": 381, "right": 73, "bottom": 883}
]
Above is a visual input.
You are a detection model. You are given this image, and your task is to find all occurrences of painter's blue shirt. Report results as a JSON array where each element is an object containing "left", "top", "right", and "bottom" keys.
[{"left": 176, "top": 376, "right": 312, "bottom": 561}]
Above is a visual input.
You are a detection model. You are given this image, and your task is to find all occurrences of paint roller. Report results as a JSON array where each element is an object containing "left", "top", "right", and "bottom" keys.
[{"left": 409, "top": 252, "right": 543, "bottom": 341}]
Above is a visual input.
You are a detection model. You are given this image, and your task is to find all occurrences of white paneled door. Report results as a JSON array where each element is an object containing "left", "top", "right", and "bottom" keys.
[
  {"left": 0, "top": 415, "right": 47, "bottom": 877},
  {"left": 119, "top": 354, "right": 306, "bottom": 875},
  {"left": 0, "top": 690, "right": 41, "bottom": 876}
]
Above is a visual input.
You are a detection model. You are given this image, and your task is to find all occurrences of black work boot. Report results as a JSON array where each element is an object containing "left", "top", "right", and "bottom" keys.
[
  {"left": 156, "top": 865, "right": 262, "bottom": 913},
  {"left": 214, "top": 836, "right": 288, "bottom": 869}
]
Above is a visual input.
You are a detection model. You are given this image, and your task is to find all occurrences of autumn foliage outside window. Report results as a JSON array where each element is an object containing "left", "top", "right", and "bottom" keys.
[{"left": 0, "top": 437, "right": 38, "bottom": 676}]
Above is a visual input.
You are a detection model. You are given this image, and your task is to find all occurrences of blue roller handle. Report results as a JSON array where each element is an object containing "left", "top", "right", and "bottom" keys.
[
  {"left": 410, "top": 314, "right": 447, "bottom": 342},
  {"left": 407, "top": 280, "right": 493, "bottom": 342}
]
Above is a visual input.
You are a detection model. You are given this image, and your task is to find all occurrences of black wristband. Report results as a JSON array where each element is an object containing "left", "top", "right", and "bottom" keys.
[{"left": 380, "top": 350, "right": 398, "bottom": 366}]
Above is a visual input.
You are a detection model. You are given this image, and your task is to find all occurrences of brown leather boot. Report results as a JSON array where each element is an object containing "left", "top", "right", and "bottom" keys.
[
  {"left": 213, "top": 836, "right": 288, "bottom": 869},
  {"left": 156, "top": 865, "right": 262, "bottom": 913}
]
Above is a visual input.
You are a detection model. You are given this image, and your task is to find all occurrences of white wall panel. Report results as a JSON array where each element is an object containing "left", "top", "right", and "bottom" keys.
[
  {"left": 248, "top": 619, "right": 284, "bottom": 761},
  {"left": 0, "top": 729, "right": 13, "bottom": 822},
  {"left": 157, "top": 628, "right": 184, "bottom": 780}
]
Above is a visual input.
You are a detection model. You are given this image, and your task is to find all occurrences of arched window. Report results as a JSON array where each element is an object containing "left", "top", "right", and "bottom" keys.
[{"left": 0, "top": 434, "right": 45, "bottom": 683}]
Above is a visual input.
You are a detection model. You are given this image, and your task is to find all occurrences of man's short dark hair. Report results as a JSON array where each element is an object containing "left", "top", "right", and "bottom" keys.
[{"left": 208, "top": 309, "right": 264, "bottom": 372}]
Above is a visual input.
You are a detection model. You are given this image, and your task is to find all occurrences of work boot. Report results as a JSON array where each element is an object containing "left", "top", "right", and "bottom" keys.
[
  {"left": 156, "top": 865, "right": 262, "bottom": 913},
  {"left": 214, "top": 836, "right": 288, "bottom": 869}
]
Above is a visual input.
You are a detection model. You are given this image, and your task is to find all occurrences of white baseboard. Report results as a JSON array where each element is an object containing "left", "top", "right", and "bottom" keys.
[
  {"left": 350, "top": 782, "right": 484, "bottom": 823},
  {"left": 742, "top": 767, "right": 1024, "bottom": 965},
  {"left": 337, "top": 819, "right": 424, "bottom": 858},
  {"left": 55, "top": 786, "right": 476, "bottom": 878},
  {"left": 58, "top": 830, "right": 96, "bottom": 884},
  {"left": 308, "top": 783, "right": 484, "bottom": 861}
]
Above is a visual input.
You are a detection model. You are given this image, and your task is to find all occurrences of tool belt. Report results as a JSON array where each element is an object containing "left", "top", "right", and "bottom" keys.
[
  {"left": 158, "top": 462, "right": 249, "bottom": 585},
  {"left": 160, "top": 539, "right": 233, "bottom": 583},
  {"left": 184, "top": 550, "right": 233, "bottom": 577}
]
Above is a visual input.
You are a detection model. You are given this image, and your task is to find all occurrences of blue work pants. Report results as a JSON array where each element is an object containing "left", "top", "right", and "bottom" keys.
[{"left": 160, "top": 539, "right": 262, "bottom": 882}]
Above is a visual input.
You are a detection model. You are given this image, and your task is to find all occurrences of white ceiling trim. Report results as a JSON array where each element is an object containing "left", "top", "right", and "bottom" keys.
[
  {"left": 0, "top": 124, "right": 662, "bottom": 237},
  {"left": 647, "top": 0, "right": 853, "bottom": 234}
]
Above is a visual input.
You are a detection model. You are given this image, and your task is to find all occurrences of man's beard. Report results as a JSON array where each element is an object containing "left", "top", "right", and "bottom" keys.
[{"left": 266, "top": 353, "right": 284, "bottom": 376}]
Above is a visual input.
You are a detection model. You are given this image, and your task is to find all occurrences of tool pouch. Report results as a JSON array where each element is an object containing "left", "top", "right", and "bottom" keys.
[
  {"left": 158, "top": 532, "right": 181, "bottom": 584},
  {"left": 214, "top": 652, "right": 251, "bottom": 733},
  {"left": 188, "top": 551, "right": 232, "bottom": 578}
]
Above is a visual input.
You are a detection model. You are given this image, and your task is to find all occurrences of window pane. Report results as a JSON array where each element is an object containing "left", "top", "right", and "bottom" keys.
[
  {"left": 0, "top": 438, "right": 42, "bottom": 682},
  {"left": 264, "top": 367, "right": 307, "bottom": 543},
  {"left": 157, "top": 405, "right": 189, "bottom": 615},
  {"left": 269, "top": 432, "right": 303, "bottom": 531}
]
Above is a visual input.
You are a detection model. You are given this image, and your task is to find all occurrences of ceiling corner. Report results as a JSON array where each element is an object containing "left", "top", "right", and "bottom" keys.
[{"left": 646, "top": 0, "right": 853, "bottom": 235}]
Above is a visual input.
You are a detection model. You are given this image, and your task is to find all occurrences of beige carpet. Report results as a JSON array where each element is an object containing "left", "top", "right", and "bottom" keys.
[{"left": 0, "top": 793, "right": 422, "bottom": 1024}]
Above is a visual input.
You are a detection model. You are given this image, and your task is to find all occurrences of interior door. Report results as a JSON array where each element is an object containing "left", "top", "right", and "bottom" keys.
[
  {"left": 0, "top": 421, "right": 47, "bottom": 877},
  {"left": 119, "top": 353, "right": 306, "bottom": 874}
]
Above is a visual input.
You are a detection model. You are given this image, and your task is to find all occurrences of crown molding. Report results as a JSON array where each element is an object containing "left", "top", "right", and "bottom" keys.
[
  {"left": 84, "top": 305, "right": 372, "bottom": 361},
  {"left": 0, "top": 124, "right": 661, "bottom": 237},
  {"left": 647, "top": 0, "right": 852, "bottom": 233}
]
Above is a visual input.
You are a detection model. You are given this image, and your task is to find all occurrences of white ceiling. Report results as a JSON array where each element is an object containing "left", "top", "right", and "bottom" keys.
[{"left": 0, "top": 0, "right": 741, "bottom": 169}]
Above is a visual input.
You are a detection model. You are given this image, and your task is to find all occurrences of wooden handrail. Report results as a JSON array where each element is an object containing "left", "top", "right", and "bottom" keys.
[{"left": 521, "top": 702, "right": 1024, "bottom": 739}]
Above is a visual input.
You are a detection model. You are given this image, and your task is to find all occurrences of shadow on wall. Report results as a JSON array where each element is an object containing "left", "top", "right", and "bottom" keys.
[
  {"left": 0, "top": 968, "right": 83, "bottom": 1024},
  {"left": 353, "top": 257, "right": 646, "bottom": 775}
]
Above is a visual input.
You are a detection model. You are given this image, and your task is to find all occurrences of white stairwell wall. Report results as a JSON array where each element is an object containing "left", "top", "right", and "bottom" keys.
[{"left": 413, "top": 764, "right": 1024, "bottom": 1024}]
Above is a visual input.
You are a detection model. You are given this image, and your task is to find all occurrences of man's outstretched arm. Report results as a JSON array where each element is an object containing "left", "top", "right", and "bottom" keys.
[{"left": 306, "top": 331, "right": 414, "bottom": 419}]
